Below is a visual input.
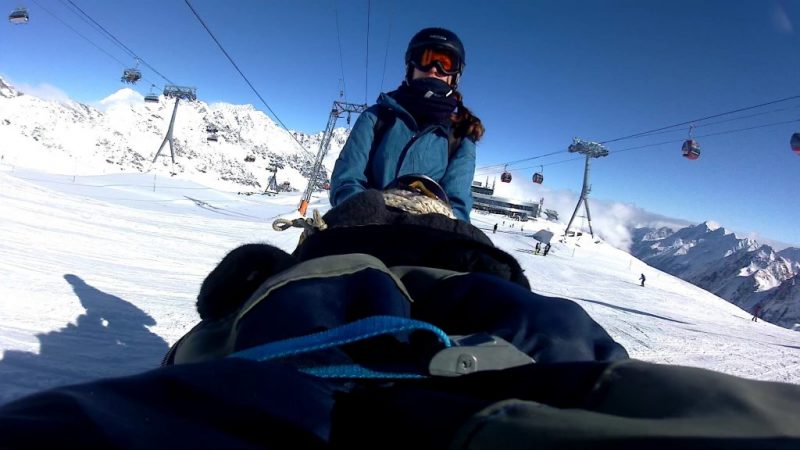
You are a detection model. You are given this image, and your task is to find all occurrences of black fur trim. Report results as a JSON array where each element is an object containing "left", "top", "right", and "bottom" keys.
[{"left": 197, "top": 244, "right": 298, "bottom": 320}]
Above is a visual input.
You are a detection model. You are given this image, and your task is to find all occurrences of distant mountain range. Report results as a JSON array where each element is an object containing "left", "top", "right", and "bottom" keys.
[
  {"left": 631, "top": 222, "right": 799, "bottom": 330},
  {"left": 0, "top": 76, "right": 349, "bottom": 192}
]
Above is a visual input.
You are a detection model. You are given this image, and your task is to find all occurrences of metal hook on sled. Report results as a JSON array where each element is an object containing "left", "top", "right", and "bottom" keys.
[{"left": 272, "top": 209, "right": 327, "bottom": 233}]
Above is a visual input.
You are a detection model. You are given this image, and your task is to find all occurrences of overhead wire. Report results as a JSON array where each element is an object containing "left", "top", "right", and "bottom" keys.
[
  {"left": 593, "top": 103, "right": 800, "bottom": 142},
  {"left": 365, "top": 0, "right": 371, "bottom": 104},
  {"left": 476, "top": 96, "right": 800, "bottom": 174},
  {"left": 61, "top": 0, "right": 174, "bottom": 85},
  {"left": 476, "top": 116, "right": 800, "bottom": 178},
  {"left": 379, "top": 1, "right": 393, "bottom": 92},
  {"left": 332, "top": 0, "right": 347, "bottom": 100},
  {"left": 612, "top": 117, "right": 800, "bottom": 155},
  {"left": 29, "top": 0, "right": 160, "bottom": 87},
  {"left": 61, "top": 0, "right": 137, "bottom": 59},
  {"left": 598, "top": 94, "right": 800, "bottom": 145},
  {"left": 183, "top": 0, "right": 315, "bottom": 161},
  {"left": 30, "top": 0, "right": 127, "bottom": 67},
  {"left": 475, "top": 149, "right": 565, "bottom": 174}
]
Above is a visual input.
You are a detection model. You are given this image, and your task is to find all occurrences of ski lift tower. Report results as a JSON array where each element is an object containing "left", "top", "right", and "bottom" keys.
[
  {"left": 152, "top": 85, "right": 197, "bottom": 164},
  {"left": 563, "top": 138, "right": 609, "bottom": 238},
  {"left": 266, "top": 162, "right": 281, "bottom": 193},
  {"left": 298, "top": 100, "right": 367, "bottom": 216}
]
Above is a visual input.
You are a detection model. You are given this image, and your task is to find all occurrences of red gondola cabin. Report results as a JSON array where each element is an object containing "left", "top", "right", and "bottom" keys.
[
  {"left": 682, "top": 139, "right": 701, "bottom": 160},
  {"left": 532, "top": 172, "right": 544, "bottom": 184},
  {"left": 791, "top": 132, "right": 800, "bottom": 156}
]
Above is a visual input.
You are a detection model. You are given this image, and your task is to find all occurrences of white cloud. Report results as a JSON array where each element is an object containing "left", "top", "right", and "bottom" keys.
[
  {"left": 13, "top": 82, "right": 72, "bottom": 103},
  {"left": 772, "top": 3, "right": 794, "bottom": 34},
  {"left": 96, "top": 88, "right": 143, "bottom": 112},
  {"left": 482, "top": 179, "right": 692, "bottom": 250},
  {"left": 741, "top": 231, "right": 796, "bottom": 251}
]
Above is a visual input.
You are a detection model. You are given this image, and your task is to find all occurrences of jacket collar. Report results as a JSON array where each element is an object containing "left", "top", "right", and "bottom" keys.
[
  {"left": 377, "top": 93, "right": 415, "bottom": 126},
  {"left": 376, "top": 93, "right": 450, "bottom": 134}
]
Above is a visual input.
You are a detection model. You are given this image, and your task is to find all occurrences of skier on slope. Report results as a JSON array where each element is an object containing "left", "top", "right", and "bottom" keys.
[
  {"left": 751, "top": 303, "right": 762, "bottom": 322},
  {"left": 329, "top": 27, "right": 483, "bottom": 222}
]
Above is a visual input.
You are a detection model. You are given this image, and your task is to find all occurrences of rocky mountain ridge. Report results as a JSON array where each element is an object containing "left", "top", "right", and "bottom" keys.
[{"left": 631, "top": 222, "right": 799, "bottom": 330}]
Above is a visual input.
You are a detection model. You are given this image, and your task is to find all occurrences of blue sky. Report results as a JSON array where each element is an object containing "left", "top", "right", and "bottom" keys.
[{"left": 1, "top": 0, "right": 799, "bottom": 247}]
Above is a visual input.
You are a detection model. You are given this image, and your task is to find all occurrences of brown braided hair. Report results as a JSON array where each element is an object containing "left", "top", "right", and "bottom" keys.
[{"left": 450, "top": 90, "right": 484, "bottom": 142}]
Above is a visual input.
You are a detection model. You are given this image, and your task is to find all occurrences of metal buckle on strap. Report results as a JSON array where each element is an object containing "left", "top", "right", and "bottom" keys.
[
  {"left": 428, "top": 334, "right": 535, "bottom": 377},
  {"left": 272, "top": 209, "right": 328, "bottom": 233}
]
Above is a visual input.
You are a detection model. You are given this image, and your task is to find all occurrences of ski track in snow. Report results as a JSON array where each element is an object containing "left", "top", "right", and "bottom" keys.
[{"left": 2, "top": 168, "right": 800, "bottom": 405}]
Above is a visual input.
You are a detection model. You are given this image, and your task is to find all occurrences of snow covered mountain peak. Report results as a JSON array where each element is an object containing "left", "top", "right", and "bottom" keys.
[
  {"left": 632, "top": 223, "right": 799, "bottom": 330},
  {"left": 0, "top": 81, "right": 350, "bottom": 192},
  {"left": 0, "top": 76, "right": 20, "bottom": 99},
  {"left": 98, "top": 88, "right": 143, "bottom": 111}
]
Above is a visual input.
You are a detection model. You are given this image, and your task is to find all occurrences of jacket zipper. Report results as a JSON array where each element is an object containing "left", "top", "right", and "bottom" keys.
[{"left": 394, "top": 125, "right": 439, "bottom": 178}]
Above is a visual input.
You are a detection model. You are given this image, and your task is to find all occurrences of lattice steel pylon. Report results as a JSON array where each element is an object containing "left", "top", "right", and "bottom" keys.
[
  {"left": 298, "top": 100, "right": 367, "bottom": 216},
  {"left": 266, "top": 163, "right": 280, "bottom": 193},
  {"left": 152, "top": 85, "right": 197, "bottom": 165},
  {"left": 563, "top": 138, "right": 610, "bottom": 238}
]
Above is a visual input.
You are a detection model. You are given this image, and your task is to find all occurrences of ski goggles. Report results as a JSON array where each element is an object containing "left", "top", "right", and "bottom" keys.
[
  {"left": 387, "top": 174, "right": 450, "bottom": 204},
  {"left": 409, "top": 48, "right": 461, "bottom": 76}
]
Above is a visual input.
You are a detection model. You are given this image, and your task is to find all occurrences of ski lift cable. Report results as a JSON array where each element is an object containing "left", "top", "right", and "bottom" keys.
[
  {"left": 183, "top": 0, "right": 315, "bottom": 161},
  {"left": 611, "top": 117, "right": 800, "bottom": 155},
  {"left": 61, "top": 0, "right": 175, "bottom": 85},
  {"left": 365, "top": 0, "right": 371, "bottom": 104},
  {"left": 596, "top": 103, "right": 800, "bottom": 142},
  {"left": 31, "top": 0, "right": 128, "bottom": 67},
  {"left": 332, "top": 0, "right": 348, "bottom": 100},
  {"left": 475, "top": 149, "right": 567, "bottom": 173},
  {"left": 29, "top": 0, "right": 160, "bottom": 87},
  {"left": 475, "top": 98, "right": 800, "bottom": 174},
  {"left": 599, "top": 94, "right": 800, "bottom": 145},
  {"left": 379, "top": 1, "right": 393, "bottom": 93},
  {"left": 60, "top": 0, "right": 136, "bottom": 60},
  {"left": 478, "top": 156, "right": 589, "bottom": 177},
  {"left": 478, "top": 117, "right": 800, "bottom": 177},
  {"left": 483, "top": 156, "right": 584, "bottom": 176}
]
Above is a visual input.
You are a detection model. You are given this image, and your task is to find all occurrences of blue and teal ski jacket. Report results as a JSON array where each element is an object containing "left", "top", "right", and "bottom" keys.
[{"left": 329, "top": 93, "right": 476, "bottom": 222}]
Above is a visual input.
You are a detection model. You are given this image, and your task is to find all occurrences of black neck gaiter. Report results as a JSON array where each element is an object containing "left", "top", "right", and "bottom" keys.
[{"left": 388, "top": 78, "right": 459, "bottom": 129}]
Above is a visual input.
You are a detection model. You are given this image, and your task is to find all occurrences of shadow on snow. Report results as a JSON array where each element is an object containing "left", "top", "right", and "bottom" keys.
[
  {"left": 0, "top": 274, "right": 168, "bottom": 405},
  {"left": 575, "top": 297, "right": 691, "bottom": 325}
]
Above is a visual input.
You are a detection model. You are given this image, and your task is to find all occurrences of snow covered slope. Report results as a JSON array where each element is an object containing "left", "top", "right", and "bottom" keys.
[
  {"left": 2, "top": 168, "right": 799, "bottom": 406},
  {"left": 632, "top": 223, "right": 800, "bottom": 330},
  {"left": 0, "top": 76, "right": 350, "bottom": 192}
]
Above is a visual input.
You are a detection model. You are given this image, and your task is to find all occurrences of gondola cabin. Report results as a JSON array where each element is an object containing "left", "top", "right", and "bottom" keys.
[
  {"left": 322, "top": 181, "right": 331, "bottom": 190},
  {"left": 500, "top": 171, "right": 512, "bottom": 183},
  {"left": 8, "top": 8, "right": 28, "bottom": 24},
  {"left": 682, "top": 139, "right": 701, "bottom": 160},
  {"left": 144, "top": 94, "right": 159, "bottom": 103},
  {"left": 791, "top": 132, "right": 800, "bottom": 156},
  {"left": 121, "top": 68, "right": 142, "bottom": 84},
  {"left": 532, "top": 172, "right": 544, "bottom": 184}
]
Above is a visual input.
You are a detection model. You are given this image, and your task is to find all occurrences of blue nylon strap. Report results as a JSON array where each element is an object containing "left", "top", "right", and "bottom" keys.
[
  {"left": 229, "top": 316, "right": 451, "bottom": 367},
  {"left": 301, "top": 364, "right": 427, "bottom": 379}
]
